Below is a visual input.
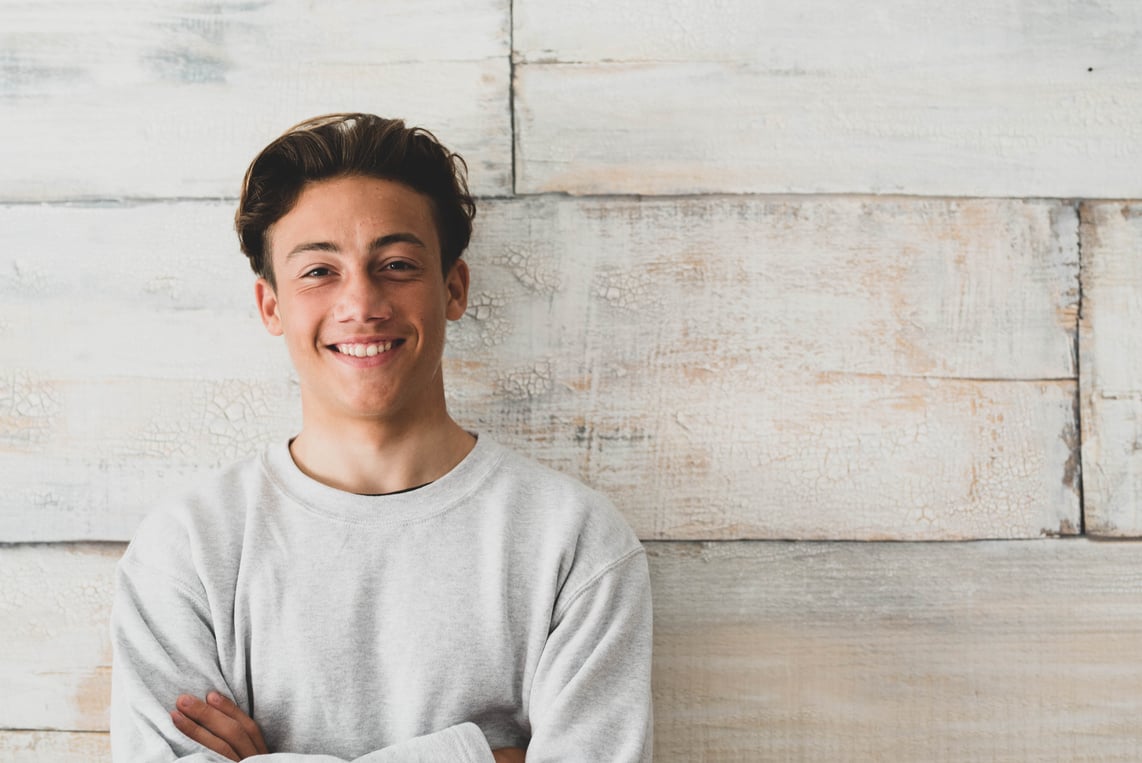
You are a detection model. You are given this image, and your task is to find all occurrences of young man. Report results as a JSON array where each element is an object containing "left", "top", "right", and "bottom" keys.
[{"left": 110, "top": 114, "right": 653, "bottom": 762}]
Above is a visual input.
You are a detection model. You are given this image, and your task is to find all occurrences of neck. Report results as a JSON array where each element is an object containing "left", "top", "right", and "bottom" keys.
[{"left": 288, "top": 410, "right": 476, "bottom": 495}]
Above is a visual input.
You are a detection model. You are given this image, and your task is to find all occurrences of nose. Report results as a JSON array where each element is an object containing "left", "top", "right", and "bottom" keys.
[{"left": 332, "top": 270, "right": 391, "bottom": 323}]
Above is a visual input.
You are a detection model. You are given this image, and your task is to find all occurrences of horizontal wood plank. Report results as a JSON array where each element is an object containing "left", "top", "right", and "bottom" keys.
[
  {"left": 0, "top": 198, "right": 1079, "bottom": 540},
  {"left": 465, "top": 375, "right": 1079, "bottom": 541},
  {"left": 0, "top": 374, "right": 1080, "bottom": 542},
  {"left": 465, "top": 197, "right": 1078, "bottom": 381},
  {"left": 515, "top": 0, "right": 1140, "bottom": 66},
  {"left": 0, "top": 731, "right": 110, "bottom": 763},
  {"left": 0, "top": 544, "right": 119, "bottom": 732},
  {"left": 1079, "top": 202, "right": 1142, "bottom": 536},
  {"left": 514, "top": 0, "right": 1142, "bottom": 196},
  {"left": 0, "top": 0, "right": 511, "bottom": 199},
  {"left": 9, "top": 540, "right": 1142, "bottom": 761},
  {"left": 0, "top": 198, "right": 1079, "bottom": 380},
  {"left": 650, "top": 539, "right": 1142, "bottom": 762}
]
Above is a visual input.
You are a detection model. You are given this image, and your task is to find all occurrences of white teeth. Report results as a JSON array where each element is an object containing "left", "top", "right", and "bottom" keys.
[{"left": 336, "top": 341, "right": 393, "bottom": 357}]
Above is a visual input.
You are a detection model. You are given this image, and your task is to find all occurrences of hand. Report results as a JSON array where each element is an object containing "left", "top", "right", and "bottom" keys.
[
  {"left": 171, "top": 691, "right": 269, "bottom": 761},
  {"left": 491, "top": 748, "right": 526, "bottom": 763}
]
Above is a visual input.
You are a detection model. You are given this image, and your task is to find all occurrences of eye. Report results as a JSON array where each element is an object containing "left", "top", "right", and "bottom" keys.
[
  {"left": 381, "top": 260, "right": 421, "bottom": 277},
  {"left": 302, "top": 266, "right": 332, "bottom": 278}
]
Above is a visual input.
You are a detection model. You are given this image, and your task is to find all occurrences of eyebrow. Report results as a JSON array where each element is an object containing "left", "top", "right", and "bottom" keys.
[{"left": 285, "top": 232, "right": 428, "bottom": 259}]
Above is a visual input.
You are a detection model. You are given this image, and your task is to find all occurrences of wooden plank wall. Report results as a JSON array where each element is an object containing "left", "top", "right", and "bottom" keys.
[{"left": 2, "top": 0, "right": 1141, "bottom": 759}]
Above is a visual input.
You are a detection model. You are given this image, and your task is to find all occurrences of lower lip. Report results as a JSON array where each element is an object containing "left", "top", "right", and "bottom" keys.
[{"left": 329, "top": 343, "right": 401, "bottom": 367}]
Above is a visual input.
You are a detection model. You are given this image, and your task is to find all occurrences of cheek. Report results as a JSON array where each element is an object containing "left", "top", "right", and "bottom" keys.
[
  {"left": 422, "top": 299, "right": 451, "bottom": 335},
  {"left": 277, "top": 303, "right": 321, "bottom": 347}
]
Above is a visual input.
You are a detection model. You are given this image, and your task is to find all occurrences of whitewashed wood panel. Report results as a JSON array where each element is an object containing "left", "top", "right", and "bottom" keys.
[
  {"left": 651, "top": 540, "right": 1142, "bottom": 762},
  {"left": 455, "top": 197, "right": 1080, "bottom": 539},
  {"left": 0, "top": 202, "right": 300, "bottom": 540},
  {"left": 1080, "top": 203, "right": 1142, "bottom": 536},
  {"left": 460, "top": 375, "right": 1078, "bottom": 541},
  {"left": 514, "top": 0, "right": 1142, "bottom": 196},
  {"left": 0, "top": 376, "right": 1079, "bottom": 542},
  {"left": 463, "top": 197, "right": 1078, "bottom": 381},
  {"left": 0, "top": 732, "right": 110, "bottom": 763},
  {"left": 516, "top": 0, "right": 1138, "bottom": 67},
  {"left": 9, "top": 540, "right": 1142, "bottom": 761},
  {"left": 0, "top": 197, "right": 1077, "bottom": 379},
  {"left": 0, "top": 202, "right": 287, "bottom": 380},
  {"left": 0, "top": 544, "right": 119, "bottom": 733},
  {"left": 1, "top": 198, "right": 1078, "bottom": 540},
  {"left": 0, "top": 0, "right": 511, "bottom": 199}
]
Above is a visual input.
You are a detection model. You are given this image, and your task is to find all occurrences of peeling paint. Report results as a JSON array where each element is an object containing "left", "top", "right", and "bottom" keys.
[
  {"left": 496, "top": 362, "right": 554, "bottom": 401},
  {"left": 590, "top": 267, "right": 659, "bottom": 311},
  {"left": 453, "top": 291, "right": 510, "bottom": 350},
  {"left": 492, "top": 245, "right": 563, "bottom": 294},
  {"left": 0, "top": 371, "right": 60, "bottom": 447}
]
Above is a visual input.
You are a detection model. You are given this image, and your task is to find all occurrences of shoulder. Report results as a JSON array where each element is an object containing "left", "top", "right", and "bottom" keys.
[
  {"left": 119, "top": 448, "right": 269, "bottom": 584},
  {"left": 476, "top": 436, "right": 645, "bottom": 581},
  {"left": 483, "top": 439, "right": 635, "bottom": 531}
]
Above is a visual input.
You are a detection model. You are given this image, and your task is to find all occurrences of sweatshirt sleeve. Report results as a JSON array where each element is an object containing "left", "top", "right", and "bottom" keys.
[
  {"left": 110, "top": 553, "right": 494, "bottom": 763},
  {"left": 246, "top": 722, "right": 493, "bottom": 763},
  {"left": 524, "top": 547, "right": 654, "bottom": 762}
]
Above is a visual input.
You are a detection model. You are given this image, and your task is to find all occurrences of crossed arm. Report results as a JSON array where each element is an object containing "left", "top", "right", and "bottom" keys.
[
  {"left": 170, "top": 692, "right": 527, "bottom": 763},
  {"left": 113, "top": 507, "right": 653, "bottom": 762}
]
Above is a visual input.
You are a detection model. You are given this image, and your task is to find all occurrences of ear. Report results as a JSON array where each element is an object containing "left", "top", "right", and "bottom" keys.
[
  {"left": 444, "top": 260, "right": 470, "bottom": 321},
  {"left": 254, "top": 278, "right": 284, "bottom": 336}
]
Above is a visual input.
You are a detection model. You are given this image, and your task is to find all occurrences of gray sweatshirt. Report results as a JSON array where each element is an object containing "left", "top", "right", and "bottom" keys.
[{"left": 110, "top": 435, "right": 653, "bottom": 762}]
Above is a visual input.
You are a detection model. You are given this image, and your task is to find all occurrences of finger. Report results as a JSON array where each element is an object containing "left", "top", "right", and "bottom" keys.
[
  {"left": 171, "top": 709, "right": 240, "bottom": 762},
  {"left": 207, "top": 691, "right": 270, "bottom": 754},
  {"left": 176, "top": 694, "right": 260, "bottom": 759},
  {"left": 176, "top": 694, "right": 257, "bottom": 757}
]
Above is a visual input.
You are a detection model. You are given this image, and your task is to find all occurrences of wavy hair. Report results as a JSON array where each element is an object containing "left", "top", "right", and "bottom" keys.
[{"left": 236, "top": 113, "right": 476, "bottom": 286}]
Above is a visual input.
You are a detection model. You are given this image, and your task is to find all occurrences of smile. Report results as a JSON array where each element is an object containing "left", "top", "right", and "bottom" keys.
[{"left": 333, "top": 341, "right": 396, "bottom": 358}]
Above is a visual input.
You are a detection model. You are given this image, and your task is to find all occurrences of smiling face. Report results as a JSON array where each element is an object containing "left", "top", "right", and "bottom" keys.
[{"left": 255, "top": 174, "right": 469, "bottom": 434}]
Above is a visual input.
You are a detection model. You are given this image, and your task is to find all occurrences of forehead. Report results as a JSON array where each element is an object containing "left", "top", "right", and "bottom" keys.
[{"left": 269, "top": 175, "right": 440, "bottom": 254}]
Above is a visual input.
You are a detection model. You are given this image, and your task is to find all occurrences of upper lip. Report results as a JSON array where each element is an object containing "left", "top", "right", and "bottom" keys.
[{"left": 326, "top": 336, "right": 400, "bottom": 346}]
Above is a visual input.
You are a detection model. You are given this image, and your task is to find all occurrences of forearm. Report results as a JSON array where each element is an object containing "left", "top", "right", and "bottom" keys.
[{"left": 240, "top": 724, "right": 494, "bottom": 763}]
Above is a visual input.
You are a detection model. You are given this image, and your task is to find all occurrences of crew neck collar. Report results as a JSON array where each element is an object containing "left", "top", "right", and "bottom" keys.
[{"left": 260, "top": 433, "right": 502, "bottom": 525}]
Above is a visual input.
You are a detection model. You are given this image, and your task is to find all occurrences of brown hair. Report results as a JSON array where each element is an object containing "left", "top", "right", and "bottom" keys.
[{"left": 236, "top": 113, "right": 476, "bottom": 286}]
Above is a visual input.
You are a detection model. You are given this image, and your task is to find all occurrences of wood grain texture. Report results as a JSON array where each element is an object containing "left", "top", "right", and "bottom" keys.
[
  {"left": 0, "top": 732, "right": 110, "bottom": 763},
  {"left": 515, "top": 0, "right": 1135, "bottom": 65},
  {"left": 463, "top": 197, "right": 1079, "bottom": 381},
  {"left": 0, "top": 0, "right": 511, "bottom": 199},
  {"left": 0, "top": 202, "right": 300, "bottom": 541},
  {"left": 456, "top": 197, "right": 1081, "bottom": 540},
  {"left": 0, "top": 544, "right": 119, "bottom": 733},
  {"left": 460, "top": 374, "right": 1079, "bottom": 541},
  {"left": 514, "top": 0, "right": 1142, "bottom": 196},
  {"left": 650, "top": 540, "right": 1142, "bottom": 762},
  {"left": 0, "top": 197, "right": 1079, "bottom": 540},
  {"left": 9, "top": 540, "right": 1142, "bottom": 761},
  {"left": 1080, "top": 203, "right": 1142, "bottom": 536}
]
